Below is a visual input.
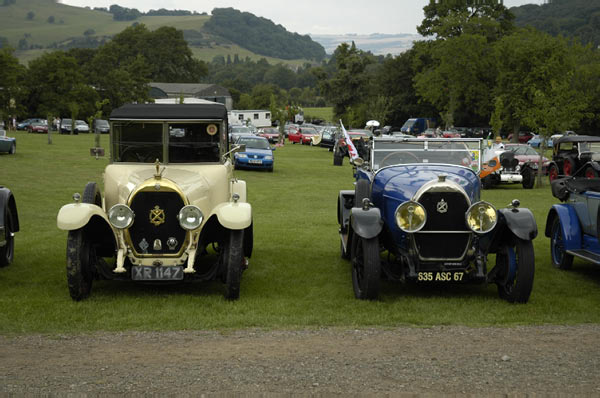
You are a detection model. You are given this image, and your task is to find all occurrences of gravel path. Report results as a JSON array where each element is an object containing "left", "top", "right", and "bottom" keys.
[{"left": 1, "top": 325, "right": 599, "bottom": 395}]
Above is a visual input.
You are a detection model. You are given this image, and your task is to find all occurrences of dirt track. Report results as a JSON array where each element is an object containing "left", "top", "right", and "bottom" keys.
[{"left": 1, "top": 325, "right": 599, "bottom": 395}]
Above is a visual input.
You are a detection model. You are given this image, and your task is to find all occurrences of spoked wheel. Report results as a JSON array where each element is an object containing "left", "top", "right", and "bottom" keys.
[
  {"left": 66, "top": 229, "right": 95, "bottom": 301},
  {"left": 563, "top": 157, "right": 575, "bottom": 177},
  {"left": 550, "top": 217, "right": 573, "bottom": 270},
  {"left": 585, "top": 166, "right": 598, "bottom": 179},
  {"left": 222, "top": 229, "right": 244, "bottom": 300},
  {"left": 548, "top": 164, "right": 559, "bottom": 182},
  {"left": 351, "top": 234, "right": 380, "bottom": 300},
  {"left": 495, "top": 238, "right": 535, "bottom": 303},
  {"left": 0, "top": 206, "right": 15, "bottom": 267}
]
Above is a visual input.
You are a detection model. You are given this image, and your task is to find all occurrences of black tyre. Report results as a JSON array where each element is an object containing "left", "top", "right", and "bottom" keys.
[
  {"left": 333, "top": 152, "right": 343, "bottom": 166},
  {"left": 223, "top": 229, "right": 244, "bottom": 300},
  {"left": 9, "top": 143, "right": 15, "bottom": 154},
  {"left": 0, "top": 206, "right": 15, "bottom": 267},
  {"left": 82, "top": 182, "right": 102, "bottom": 207},
  {"left": 351, "top": 235, "right": 380, "bottom": 300},
  {"left": 550, "top": 217, "right": 573, "bottom": 270},
  {"left": 495, "top": 238, "right": 535, "bottom": 303},
  {"left": 522, "top": 167, "right": 535, "bottom": 189},
  {"left": 66, "top": 229, "right": 95, "bottom": 301},
  {"left": 341, "top": 239, "right": 350, "bottom": 259},
  {"left": 481, "top": 175, "right": 493, "bottom": 189}
]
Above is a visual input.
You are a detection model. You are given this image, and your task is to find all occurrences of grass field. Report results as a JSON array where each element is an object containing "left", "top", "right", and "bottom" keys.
[
  {"left": 0, "top": 131, "right": 599, "bottom": 335},
  {"left": 304, "top": 107, "right": 334, "bottom": 123}
]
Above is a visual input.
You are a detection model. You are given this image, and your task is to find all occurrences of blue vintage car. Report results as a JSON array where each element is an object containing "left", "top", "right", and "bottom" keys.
[
  {"left": 337, "top": 137, "right": 538, "bottom": 302},
  {"left": 234, "top": 135, "right": 274, "bottom": 172},
  {"left": 0, "top": 186, "right": 19, "bottom": 266},
  {"left": 0, "top": 129, "right": 16, "bottom": 154},
  {"left": 546, "top": 177, "right": 600, "bottom": 269}
]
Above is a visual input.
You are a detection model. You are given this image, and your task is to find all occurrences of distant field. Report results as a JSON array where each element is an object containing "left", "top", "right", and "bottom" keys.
[
  {"left": 0, "top": 131, "right": 599, "bottom": 334},
  {"left": 304, "top": 107, "right": 334, "bottom": 123},
  {"left": 190, "top": 45, "right": 310, "bottom": 67}
]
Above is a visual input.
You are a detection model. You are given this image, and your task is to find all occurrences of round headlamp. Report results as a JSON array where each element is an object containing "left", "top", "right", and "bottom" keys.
[
  {"left": 108, "top": 204, "right": 134, "bottom": 229},
  {"left": 395, "top": 201, "right": 427, "bottom": 233},
  {"left": 465, "top": 201, "right": 497, "bottom": 234},
  {"left": 178, "top": 205, "right": 204, "bottom": 230}
]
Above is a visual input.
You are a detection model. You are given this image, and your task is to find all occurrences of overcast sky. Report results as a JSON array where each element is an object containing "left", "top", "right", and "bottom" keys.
[{"left": 59, "top": 0, "right": 546, "bottom": 35}]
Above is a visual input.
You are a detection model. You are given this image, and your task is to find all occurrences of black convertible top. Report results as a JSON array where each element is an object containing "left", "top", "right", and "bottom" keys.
[
  {"left": 551, "top": 177, "right": 600, "bottom": 201},
  {"left": 555, "top": 135, "right": 600, "bottom": 145},
  {"left": 110, "top": 103, "right": 227, "bottom": 121}
]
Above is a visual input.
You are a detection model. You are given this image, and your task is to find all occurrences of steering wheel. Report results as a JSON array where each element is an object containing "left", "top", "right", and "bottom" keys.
[
  {"left": 380, "top": 151, "right": 420, "bottom": 167},
  {"left": 120, "top": 147, "right": 162, "bottom": 163}
]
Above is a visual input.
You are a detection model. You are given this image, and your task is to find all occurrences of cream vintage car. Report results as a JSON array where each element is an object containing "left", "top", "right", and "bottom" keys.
[{"left": 57, "top": 102, "right": 253, "bottom": 301}]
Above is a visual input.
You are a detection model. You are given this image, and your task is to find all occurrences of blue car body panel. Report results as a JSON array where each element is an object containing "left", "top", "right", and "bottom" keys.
[
  {"left": 235, "top": 148, "right": 274, "bottom": 170},
  {"left": 549, "top": 204, "right": 582, "bottom": 251}
]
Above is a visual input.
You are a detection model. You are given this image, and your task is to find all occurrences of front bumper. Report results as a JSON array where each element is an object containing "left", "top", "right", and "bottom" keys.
[
  {"left": 500, "top": 173, "right": 523, "bottom": 183},
  {"left": 235, "top": 158, "right": 273, "bottom": 169}
]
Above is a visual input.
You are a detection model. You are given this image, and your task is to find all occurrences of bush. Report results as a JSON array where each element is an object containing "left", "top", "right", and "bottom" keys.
[{"left": 26, "top": 11, "right": 34, "bottom": 20}]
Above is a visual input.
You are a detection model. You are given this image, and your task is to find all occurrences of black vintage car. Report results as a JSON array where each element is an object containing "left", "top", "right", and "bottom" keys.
[
  {"left": 0, "top": 186, "right": 19, "bottom": 267},
  {"left": 548, "top": 135, "right": 600, "bottom": 181}
]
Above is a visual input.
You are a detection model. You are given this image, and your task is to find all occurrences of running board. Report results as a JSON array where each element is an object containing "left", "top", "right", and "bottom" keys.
[{"left": 566, "top": 249, "right": 600, "bottom": 265}]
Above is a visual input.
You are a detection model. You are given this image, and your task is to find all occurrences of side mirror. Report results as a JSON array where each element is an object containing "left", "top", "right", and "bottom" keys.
[{"left": 233, "top": 144, "right": 246, "bottom": 153}]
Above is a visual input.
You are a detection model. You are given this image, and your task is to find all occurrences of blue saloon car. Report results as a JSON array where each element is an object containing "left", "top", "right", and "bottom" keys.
[
  {"left": 0, "top": 129, "right": 16, "bottom": 154},
  {"left": 234, "top": 135, "right": 274, "bottom": 172},
  {"left": 337, "top": 137, "right": 538, "bottom": 302},
  {"left": 547, "top": 177, "right": 600, "bottom": 269}
]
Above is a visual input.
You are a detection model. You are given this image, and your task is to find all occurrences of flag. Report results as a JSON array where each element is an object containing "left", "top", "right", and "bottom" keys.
[{"left": 340, "top": 120, "right": 359, "bottom": 160}]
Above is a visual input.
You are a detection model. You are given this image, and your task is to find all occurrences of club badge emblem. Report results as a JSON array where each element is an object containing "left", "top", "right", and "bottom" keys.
[
  {"left": 149, "top": 205, "right": 165, "bottom": 226},
  {"left": 436, "top": 199, "right": 448, "bottom": 214}
]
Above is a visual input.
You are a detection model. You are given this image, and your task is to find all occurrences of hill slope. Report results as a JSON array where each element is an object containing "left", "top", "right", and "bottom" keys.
[
  {"left": 511, "top": 0, "right": 600, "bottom": 47},
  {"left": 0, "top": 0, "right": 323, "bottom": 64}
]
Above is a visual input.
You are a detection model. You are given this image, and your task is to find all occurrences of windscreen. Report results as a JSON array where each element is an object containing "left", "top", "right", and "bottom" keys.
[
  {"left": 371, "top": 138, "right": 481, "bottom": 172},
  {"left": 168, "top": 123, "right": 221, "bottom": 163},
  {"left": 112, "top": 122, "right": 163, "bottom": 163}
]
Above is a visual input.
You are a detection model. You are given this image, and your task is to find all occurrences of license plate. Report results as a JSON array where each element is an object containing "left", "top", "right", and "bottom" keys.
[
  {"left": 249, "top": 159, "right": 262, "bottom": 164},
  {"left": 417, "top": 271, "right": 464, "bottom": 282},
  {"left": 131, "top": 266, "right": 184, "bottom": 281}
]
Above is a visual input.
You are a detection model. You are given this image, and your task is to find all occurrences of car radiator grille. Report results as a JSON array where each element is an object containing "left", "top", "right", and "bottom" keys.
[
  {"left": 415, "top": 191, "right": 470, "bottom": 260},
  {"left": 128, "top": 191, "right": 186, "bottom": 256}
]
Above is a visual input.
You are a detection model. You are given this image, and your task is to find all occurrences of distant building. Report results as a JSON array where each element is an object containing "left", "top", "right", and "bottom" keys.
[
  {"left": 149, "top": 82, "right": 233, "bottom": 110},
  {"left": 229, "top": 110, "right": 272, "bottom": 128}
]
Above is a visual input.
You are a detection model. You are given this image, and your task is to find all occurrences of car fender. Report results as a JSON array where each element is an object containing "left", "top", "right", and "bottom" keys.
[
  {"left": 497, "top": 207, "right": 538, "bottom": 241},
  {"left": 0, "top": 187, "right": 19, "bottom": 233},
  {"left": 213, "top": 202, "right": 252, "bottom": 230},
  {"left": 545, "top": 205, "right": 582, "bottom": 250},
  {"left": 230, "top": 179, "right": 247, "bottom": 203},
  {"left": 350, "top": 206, "right": 383, "bottom": 239},
  {"left": 57, "top": 203, "right": 109, "bottom": 231}
]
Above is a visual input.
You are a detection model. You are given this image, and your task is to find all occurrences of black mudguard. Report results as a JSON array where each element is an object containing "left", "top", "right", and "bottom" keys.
[
  {"left": 0, "top": 187, "right": 19, "bottom": 234},
  {"left": 350, "top": 206, "right": 383, "bottom": 240},
  {"left": 497, "top": 207, "right": 538, "bottom": 241}
]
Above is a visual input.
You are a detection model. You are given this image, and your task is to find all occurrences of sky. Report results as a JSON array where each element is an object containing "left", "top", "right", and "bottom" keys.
[{"left": 59, "top": 0, "right": 547, "bottom": 36}]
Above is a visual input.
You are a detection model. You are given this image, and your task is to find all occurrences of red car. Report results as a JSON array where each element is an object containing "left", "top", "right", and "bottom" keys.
[
  {"left": 504, "top": 143, "right": 550, "bottom": 174},
  {"left": 257, "top": 127, "right": 280, "bottom": 143},
  {"left": 288, "top": 126, "right": 319, "bottom": 144},
  {"left": 507, "top": 131, "right": 534, "bottom": 144},
  {"left": 27, "top": 121, "right": 48, "bottom": 133}
]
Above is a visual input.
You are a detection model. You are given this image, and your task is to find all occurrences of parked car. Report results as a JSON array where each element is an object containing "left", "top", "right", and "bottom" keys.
[
  {"left": 527, "top": 134, "right": 552, "bottom": 148},
  {"left": 27, "top": 121, "right": 48, "bottom": 134},
  {"left": 337, "top": 137, "right": 537, "bottom": 302},
  {"left": 0, "top": 186, "right": 19, "bottom": 267},
  {"left": 74, "top": 120, "right": 90, "bottom": 133},
  {"left": 400, "top": 118, "right": 435, "bottom": 135},
  {"left": 57, "top": 103, "right": 253, "bottom": 301},
  {"left": 234, "top": 135, "right": 274, "bottom": 172},
  {"left": 93, "top": 119, "right": 110, "bottom": 134},
  {"left": 480, "top": 141, "right": 538, "bottom": 189},
  {"left": 505, "top": 143, "right": 550, "bottom": 174},
  {"left": 320, "top": 127, "right": 338, "bottom": 151},
  {"left": 441, "top": 129, "right": 461, "bottom": 138},
  {"left": 229, "top": 125, "right": 254, "bottom": 142},
  {"left": 547, "top": 135, "right": 600, "bottom": 181},
  {"left": 257, "top": 127, "right": 280, "bottom": 144},
  {"left": 17, "top": 118, "right": 44, "bottom": 131},
  {"left": 0, "top": 129, "right": 16, "bottom": 154},
  {"left": 288, "top": 125, "right": 319, "bottom": 145},
  {"left": 547, "top": 177, "right": 600, "bottom": 270},
  {"left": 507, "top": 131, "right": 534, "bottom": 144},
  {"left": 60, "top": 118, "right": 74, "bottom": 134}
]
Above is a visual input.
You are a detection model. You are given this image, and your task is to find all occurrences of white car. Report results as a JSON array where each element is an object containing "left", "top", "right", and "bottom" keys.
[{"left": 74, "top": 120, "right": 90, "bottom": 133}]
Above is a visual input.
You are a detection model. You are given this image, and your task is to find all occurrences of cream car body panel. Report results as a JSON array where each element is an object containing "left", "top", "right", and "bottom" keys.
[{"left": 57, "top": 203, "right": 111, "bottom": 231}]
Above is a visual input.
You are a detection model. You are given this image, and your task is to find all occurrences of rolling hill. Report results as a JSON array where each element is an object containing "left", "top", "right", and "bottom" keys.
[{"left": 0, "top": 0, "right": 323, "bottom": 65}]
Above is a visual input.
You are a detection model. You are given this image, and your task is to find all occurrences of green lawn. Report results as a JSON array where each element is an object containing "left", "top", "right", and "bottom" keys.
[
  {"left": 0, "top": 130, "right": 599, "bottom": 334},
  {"left": 304, "top": 107, "right": 334, "bottom": 123}
]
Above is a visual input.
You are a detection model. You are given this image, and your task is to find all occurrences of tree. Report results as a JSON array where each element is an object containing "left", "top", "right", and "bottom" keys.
[
  {"left": 0, "top": 47, "right": 26, "bottom": 124},
  {"left": 418, "top": 1, "right": 514, "bottom": 40}
]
